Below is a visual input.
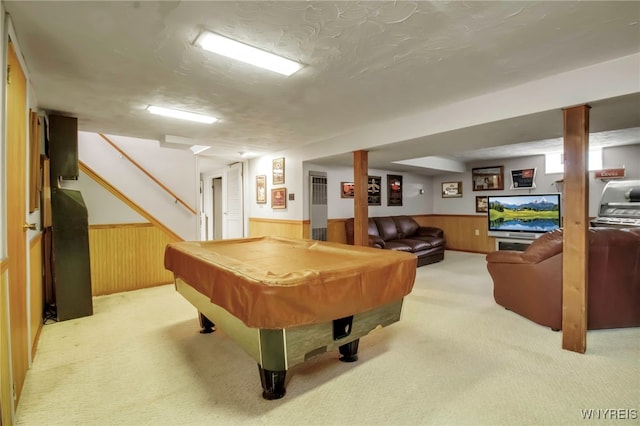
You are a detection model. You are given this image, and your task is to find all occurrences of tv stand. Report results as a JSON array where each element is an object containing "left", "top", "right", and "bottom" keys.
[{"left": 495, "top": 238, "right": 534, "bottom": 251}]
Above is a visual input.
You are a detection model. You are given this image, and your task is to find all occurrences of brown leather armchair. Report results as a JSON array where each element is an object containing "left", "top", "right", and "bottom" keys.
[{"left": 486, "top": 228, "right": 640, "bottom": 330}]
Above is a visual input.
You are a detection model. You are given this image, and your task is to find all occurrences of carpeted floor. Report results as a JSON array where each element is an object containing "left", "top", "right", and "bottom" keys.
[{"left": 15, "top": 251, "right": 640, "bottom": 425}]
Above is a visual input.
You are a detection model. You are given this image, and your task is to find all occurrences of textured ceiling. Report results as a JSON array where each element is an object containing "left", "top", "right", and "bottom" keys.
[{"left": 5, "top": 1, "right": 640, "bottom": 171}]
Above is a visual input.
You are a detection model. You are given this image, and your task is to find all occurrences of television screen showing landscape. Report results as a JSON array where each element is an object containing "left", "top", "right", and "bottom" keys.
[{"left": 488, "top": 194, "right": 561, "bottom": 233}]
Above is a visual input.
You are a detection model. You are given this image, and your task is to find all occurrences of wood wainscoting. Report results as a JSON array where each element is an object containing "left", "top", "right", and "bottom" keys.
[
  {"left": 248, "top": 218, "right": 310, "bottom": 239},
  {"left": 328, "top": 215, "right": 495, "bottom": 253},
  {"left": 414, "top": 214, "right": 495, "bottom": 253},
  {"left": 328, "top": 218, "right": 348, "bottom": 244},
  {"left": 88, "top": 223, "right": 179, "bottom": 296},
  {"left": 29, "top": 234, "right": 43, "bottom": 359},
  {"left": 251, "top": 215, "right": 494, "bottom": 253},
  {"left": 1, "top": 260, "right": 12, "bottom": 426}
]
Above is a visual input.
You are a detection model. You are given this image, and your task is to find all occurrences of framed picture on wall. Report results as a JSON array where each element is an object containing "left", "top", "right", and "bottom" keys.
[
  {"left": 442, "top": 181, "right": 463, "bottom": 198},
  {"left": 256, "top": 175, "right": 267, "bottom": 204},
  {"left": 387, "top": 174, "right": 403, "bottom": 206},
  {"left": 472, "top": 166, "right": 504, "bottom": 191},
  {"left": 341, "top": 182, "right": 355, "bottom": 198},
  {"left": 475, "top": 196, "right": 488, "bottom": 213},
  {"left": 510, "top": 168, "right": 537, "bottom": 189},
  {"left": 272, "top": 157, "right": 285, "bottom": 185},
  {"left": 271, "top": 187, "right": 287, "bottom": 209},
  {"left": 368, "top": 176, "right": 381, "bottom": 205}
]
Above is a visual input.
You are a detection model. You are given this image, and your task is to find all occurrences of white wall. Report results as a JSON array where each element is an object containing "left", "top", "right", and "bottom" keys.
[
  {"left": 430, "top": 144, "right": 640, "bottom": 218},
  {"left": 304, "top": 162, "right": 433, "bottom": 219},
  {"left": 77, "top": 132, "right": 199, "bottom": 240},
  {"left": 101, "top": 134, "right": 197, "bottom": 206},
  {"left": 61, "top": 170, "right": 146, "bottom": 224},
  {"left": 247, "top": 151, "right": 305, "bottom": 220},
  {"left": 431, "top": 155, "right": 557, "bottom": 215},
  {"left": 246, "top": 144, "right": 639, "bottom": 223},
  {"left": 246, "top": 152, "right": 434, "bottom": 221}
]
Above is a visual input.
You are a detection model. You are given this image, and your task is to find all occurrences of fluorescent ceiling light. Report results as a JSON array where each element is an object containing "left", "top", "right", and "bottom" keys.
[
  {"left": 147, "top": 105, "right": 217, "bottom": 124},
  {"left": 190, "top": 145, "right": 211, "bottom": 155},
  {"left": 195, "top": 31, "right": 302, "bottom": 76}
]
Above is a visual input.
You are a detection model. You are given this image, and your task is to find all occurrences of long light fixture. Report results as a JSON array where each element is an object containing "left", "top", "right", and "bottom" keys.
[
  {"left": 146, "top": 105, "right": 218, "bottom": 124},
  {"left": 190, "top": 145, "right": 211, "bottom": 155},
  {"left": 194, "top": 31, "right": 303, "bottom": 76}
]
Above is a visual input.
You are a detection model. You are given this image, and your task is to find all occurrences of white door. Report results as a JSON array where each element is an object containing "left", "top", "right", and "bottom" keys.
[
  {"left": 222, "top": 162, "right": 243, "bottom": 239},
  {"left": 212, "top": 178, "right": 223, "bottom": 240}
]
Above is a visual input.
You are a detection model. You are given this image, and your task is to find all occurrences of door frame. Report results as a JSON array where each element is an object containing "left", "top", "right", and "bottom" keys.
[{"left": 200, "top": 172, "right": 223, "bottom": 241}]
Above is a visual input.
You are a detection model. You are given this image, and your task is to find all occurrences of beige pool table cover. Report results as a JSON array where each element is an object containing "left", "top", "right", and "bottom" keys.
[{"left": 164, "top": 236, "right": 417, "bottom": 329}]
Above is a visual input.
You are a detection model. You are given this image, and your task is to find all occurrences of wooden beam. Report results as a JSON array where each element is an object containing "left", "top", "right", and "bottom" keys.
[
  {"left": 353, "top": 150, "right": 369, "bottom": 246},
  {"left": 561, "top": 104, "right": 590, "bottom": 354}
]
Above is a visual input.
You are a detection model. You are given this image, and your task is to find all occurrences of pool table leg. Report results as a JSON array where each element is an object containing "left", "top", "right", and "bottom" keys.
[
  {"left": 198, "top": 312, "right": 215, "bottom": 334},
  {"left": 338, "top": 339, "right": 359, "bottom": 362},
  {"left": 257, "top": 365, "right": 286, "bottom": 400}
]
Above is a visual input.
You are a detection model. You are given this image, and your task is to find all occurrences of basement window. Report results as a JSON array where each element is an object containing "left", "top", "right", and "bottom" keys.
[{"left": 545, "top": 148, "right": 602, "bottom": 174}]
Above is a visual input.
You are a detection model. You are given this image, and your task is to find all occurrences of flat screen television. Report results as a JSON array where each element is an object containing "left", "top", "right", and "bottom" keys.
[{"left": 487, "top": 193, "right": 562, "bottom": 239}]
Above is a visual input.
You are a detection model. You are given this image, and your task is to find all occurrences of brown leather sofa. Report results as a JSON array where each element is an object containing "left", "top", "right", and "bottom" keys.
[
  {"left": 486, "top": 227, "right": 640, "bottom": 330},
  {"left": 346, "top": 216, "right": 445, "bottom": 267}
]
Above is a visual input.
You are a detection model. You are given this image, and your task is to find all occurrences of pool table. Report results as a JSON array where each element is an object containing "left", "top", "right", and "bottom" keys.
[{"left": 164, "top": 236, "right": 416, "bottom": 399}]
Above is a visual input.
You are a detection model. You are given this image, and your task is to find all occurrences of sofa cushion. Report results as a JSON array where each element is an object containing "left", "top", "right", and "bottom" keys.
[
  {"left": 395, "top": 238, "right": 432, "bottom": 252},
  {"left": 416, "top": 227, "right": 444, "bottom": 238},
  {"left": 374, "top": 217, "right": 400, "bottom": 241},
  {"left": 368, "top": 218, "right": 380, "bottom": 237},
  {"left": 393, "top": 216, "right": 419, "bottom": 238},
  {"left": 384, "top": 241, "right": 414, "bottom": 252},
  {"left": 411, "top": 236, "right": 445, "bottom": 248}
]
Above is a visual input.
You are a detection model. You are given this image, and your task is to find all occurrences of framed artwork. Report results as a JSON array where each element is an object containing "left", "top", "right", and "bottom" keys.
[
  {"left": 510, "top": 168, "right": 537, "bottom": 189},
  {"left": 476, "top": 196, "right": 488, "bottom": 213},
  {"left": 442, "top": 181, "right": 463, "bottom": 198},
  {"left": 472, "top": 166, "right": 504, "bottom": 191},
  {"left": 271, "top": 187, "right": 287, "bottom": 209},
  {"left": 387, "top": 174, "right": 403, "bottom": 206},
  {"left": 256, "top": 175, "right": 267, "bottom": 204},
  {"left": 272, "top": 157, "right": 285, "bottom": 185},
  {"left": 368, "top": 176, "right": 381, "bottom": 205},
  {"left": 341, "top": 182, "right": 355, "bottom": 198}
]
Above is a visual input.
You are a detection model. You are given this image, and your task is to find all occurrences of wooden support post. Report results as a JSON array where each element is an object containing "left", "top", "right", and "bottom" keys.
[
  {"left": 561, "top": 104, "right": 590, "bottom": 354},
  {"left": 353, "top": 150, "right": 369, "bottom": 247}
]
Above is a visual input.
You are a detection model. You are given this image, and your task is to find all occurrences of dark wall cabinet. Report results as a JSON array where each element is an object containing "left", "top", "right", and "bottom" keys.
[{"left": 49, "top": 114, "right": 78, "bottom": 180}]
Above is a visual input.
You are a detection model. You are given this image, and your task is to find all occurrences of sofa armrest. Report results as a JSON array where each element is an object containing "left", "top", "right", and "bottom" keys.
[
  {"left": 369, "top": 235, "right": 386, "bottom": 248},
  {"left": 486, "top": 250, "right": 533, "bottom": 264},
  {"left": 416, "top": 227, "right": 444, "bottom": 238}
]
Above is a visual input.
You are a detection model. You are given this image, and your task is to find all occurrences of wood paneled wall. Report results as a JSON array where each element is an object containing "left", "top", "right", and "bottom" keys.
[
  {"left": 248, "top": 218, "right": 310, "bottom": 239},
  {"left": 328, "top": 219, "right": 348, "bottom": 244},
  {"left": 414, "top": 214, "right": 495, "bottom": 253},
  {"left": 1, "top": 260, "right": 12, "bottom": 426},
  {"left": 29, "top": 235, "right": 43, "bottom": 359},
  {"left": 88, "top": 223, "right": 179, "bottom": 296},
  {"left": 328, "top": 215, "right": 496, "bottom": 253}
]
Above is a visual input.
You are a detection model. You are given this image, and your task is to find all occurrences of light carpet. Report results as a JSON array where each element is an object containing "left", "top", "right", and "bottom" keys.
[{"left": 15, "top": 251, "right": 640, "bottom": 425}]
